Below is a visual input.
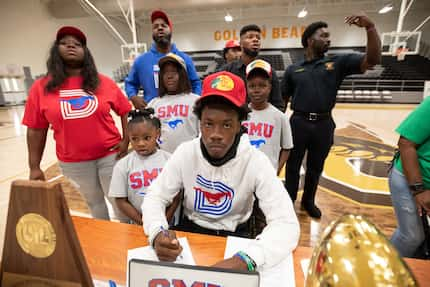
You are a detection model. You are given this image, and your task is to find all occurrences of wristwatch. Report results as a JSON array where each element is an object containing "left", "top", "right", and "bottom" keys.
[{"left": 409, "top": 183, "right": 425, "bottom": 196}]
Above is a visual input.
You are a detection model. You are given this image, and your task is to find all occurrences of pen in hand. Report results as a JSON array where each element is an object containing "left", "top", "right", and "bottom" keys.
[
  {"left": 160, "top": 225, "right": 170, "bottom": 237},
  {"left": 160, "top": 226, "right": 183, "bottom": 260}
]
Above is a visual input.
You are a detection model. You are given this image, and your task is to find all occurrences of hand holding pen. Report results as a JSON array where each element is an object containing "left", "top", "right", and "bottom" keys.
[{"left": 153, "top": 226, "right": 183, "bottom": 262}]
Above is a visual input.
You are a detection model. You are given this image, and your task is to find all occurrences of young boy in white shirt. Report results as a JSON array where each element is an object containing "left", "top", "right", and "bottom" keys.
[
  {"left": 142, "top": 71, "right": 299, "bottom": 271},
  {"left": 243, "top": 59, "right": 293, "bottom": 175}
]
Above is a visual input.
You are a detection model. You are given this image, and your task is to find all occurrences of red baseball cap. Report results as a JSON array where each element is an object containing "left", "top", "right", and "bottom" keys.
[
  {"left": 224, "top": 40, "right": 240, "bottom": 49},
  {"left": 151, "top": 10, "right": 172, "bottom": 30},
  {"left": 198, "top": 71, "right": 246, "bottom": 108},
  {"left": 56, "top": 26, "right": 87, "bottom": 45}
]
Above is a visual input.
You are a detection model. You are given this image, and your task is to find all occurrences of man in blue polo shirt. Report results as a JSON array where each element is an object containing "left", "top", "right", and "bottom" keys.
[
  {"left": 125, "top": 10, "right": 202, "bottom": 110},
  {"left": 282, "top": 14, "right": 381, "bottom": 218}
]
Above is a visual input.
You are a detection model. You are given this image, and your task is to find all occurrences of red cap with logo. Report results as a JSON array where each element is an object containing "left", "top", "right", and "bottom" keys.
[
  {"left": 198, "top": 71, "right": 246, "bottom": 108},
  {"left": 151, "top": 10, "right": 173, "bottom": 30},
  {"left": 224, "top": 40, "right": 240, "bottom": 49},
  {"left": 56, "top": 26, "right": 87, "bottom": 45}
]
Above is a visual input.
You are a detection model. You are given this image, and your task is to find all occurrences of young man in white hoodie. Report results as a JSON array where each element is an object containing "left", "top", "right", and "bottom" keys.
[{"left": 142, "top": 71, "right": 299, "bottom": 271}]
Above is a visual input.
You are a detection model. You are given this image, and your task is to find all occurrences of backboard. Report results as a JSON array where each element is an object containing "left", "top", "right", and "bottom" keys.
[
  {"left": 121, "top": 43, "right": 147, "bottom": 64},
  {"left": 382, "top": 31, "right": 421, "bottom": 57}
]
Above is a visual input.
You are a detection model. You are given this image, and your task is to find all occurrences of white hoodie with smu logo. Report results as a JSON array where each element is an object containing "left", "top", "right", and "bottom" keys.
[{"left": 143, "top": 134, "right": 300, "bottom": 268}]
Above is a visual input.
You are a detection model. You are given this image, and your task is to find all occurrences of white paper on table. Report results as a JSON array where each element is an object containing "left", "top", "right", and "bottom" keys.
[
  {"left": 126, "top": 237, "right": 195, "bottom": 286},
  {"left": 223, "top": 236, "right": 295, "bottom": 287},
  {"left": 301, "top": 259, "right": 310, "bottom": 281},
  {"left": 93, "top": 279, "right": 124, "bottom": 287}
]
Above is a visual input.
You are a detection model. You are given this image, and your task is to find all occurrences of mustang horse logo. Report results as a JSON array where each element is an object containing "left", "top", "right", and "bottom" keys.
[
  {"left": 166, "top": 119, "right": 184, "bottom": 129},
  {"left": 250, "top": 139, "right": 266, "bottom": 148}
]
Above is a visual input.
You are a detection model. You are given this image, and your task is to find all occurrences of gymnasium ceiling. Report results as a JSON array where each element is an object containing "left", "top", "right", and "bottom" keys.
[{"left": 44, "top": 0, "right": 430, "bottom": 26}]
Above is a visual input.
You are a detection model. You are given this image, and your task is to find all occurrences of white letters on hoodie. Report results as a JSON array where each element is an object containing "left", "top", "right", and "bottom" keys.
[{"left": 142, "top": 134, "right": 300, "bottom": 268}]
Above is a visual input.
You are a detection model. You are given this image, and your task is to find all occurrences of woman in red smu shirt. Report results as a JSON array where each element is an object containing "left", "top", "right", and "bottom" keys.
[{"left": 23, "top": 26, "right": 131, "bottom": 221}]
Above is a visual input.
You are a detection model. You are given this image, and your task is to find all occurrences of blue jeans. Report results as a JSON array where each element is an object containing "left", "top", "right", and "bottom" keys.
[{"left": 389, "top": 167, "right": 425, "bottom": 258}]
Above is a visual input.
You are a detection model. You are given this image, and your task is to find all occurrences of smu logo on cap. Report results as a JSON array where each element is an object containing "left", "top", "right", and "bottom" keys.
[
  {"left": 59, "top": 89, "right": 98, "bottom": 120},
  {"left": 211, "top": 75, "right": 234, "bottom": 91},
  {"left": 193, "top": 175, "right": 234, "bottom": 216}
]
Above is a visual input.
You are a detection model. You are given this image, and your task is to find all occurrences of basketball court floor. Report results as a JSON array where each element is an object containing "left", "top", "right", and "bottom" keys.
[{"left": 0, "top": 102, "right": 417, "bottom": 254}]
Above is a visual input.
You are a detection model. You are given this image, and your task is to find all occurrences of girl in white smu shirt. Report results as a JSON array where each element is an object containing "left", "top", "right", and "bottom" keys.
[
  {"left": 148, "top": 53, "right": 199, "bottom": 153},
  {"left": 109, "top": 109, "right": 172, "bottom": 225}
]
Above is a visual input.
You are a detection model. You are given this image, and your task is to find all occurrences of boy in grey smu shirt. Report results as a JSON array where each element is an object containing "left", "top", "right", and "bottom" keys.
[{"left": 243, "top": 59, "right": 293, "bottom": 174}]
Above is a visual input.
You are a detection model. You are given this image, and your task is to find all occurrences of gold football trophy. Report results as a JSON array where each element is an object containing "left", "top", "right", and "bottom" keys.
[
  {"left": 305, "top": 214, "right": 418, "bottom": 286},
  {"left": 0, "top": 180, "right": 94, "bottom": 287}
]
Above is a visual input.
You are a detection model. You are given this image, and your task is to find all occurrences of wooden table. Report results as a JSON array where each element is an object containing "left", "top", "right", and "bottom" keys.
[{"left": 72, "top": 216, "right": 430, "bottom": 286}]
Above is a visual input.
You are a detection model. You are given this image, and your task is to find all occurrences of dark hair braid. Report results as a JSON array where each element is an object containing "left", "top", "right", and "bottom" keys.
[{"left": 128, "top": 108, "right": 161, "bottom": 129}]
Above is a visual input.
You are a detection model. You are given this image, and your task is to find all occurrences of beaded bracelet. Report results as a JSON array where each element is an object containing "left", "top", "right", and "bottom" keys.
[{"left": 234, "top": 251, "right": 257, "bottom": 271}]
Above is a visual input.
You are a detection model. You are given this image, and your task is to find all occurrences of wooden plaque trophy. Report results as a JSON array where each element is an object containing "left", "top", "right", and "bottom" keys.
[{"left": 0, "top": 180, "right": 94, "bottom": 287}]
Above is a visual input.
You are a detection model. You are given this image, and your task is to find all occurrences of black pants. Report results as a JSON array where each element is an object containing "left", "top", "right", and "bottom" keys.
[{"left": 285, "top": 113, "right": 335, "bottom": 204}]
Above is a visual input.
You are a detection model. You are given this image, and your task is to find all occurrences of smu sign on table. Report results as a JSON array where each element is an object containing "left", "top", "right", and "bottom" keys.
[
  {"left": 214, "top": 25, "right": 306, "bottom": 41},
  {"left": 148, "top": 279, "right": 221, "bottom": 287}
]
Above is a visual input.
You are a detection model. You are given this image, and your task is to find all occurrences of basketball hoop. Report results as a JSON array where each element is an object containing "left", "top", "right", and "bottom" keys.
[
  {"left": 382, "top": 31, "right": 421, "bottom": 57},
  {"left": 121, "top": 43, "right": 147, "bottom": 64},
  {"left": 396, "top": 47, "right": 408, "bottom": 61}
]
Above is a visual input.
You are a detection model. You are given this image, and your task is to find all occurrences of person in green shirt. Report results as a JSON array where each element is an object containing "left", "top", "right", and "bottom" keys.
[{"left": 390, "top": 96, "right": 430, "bottom": 258}]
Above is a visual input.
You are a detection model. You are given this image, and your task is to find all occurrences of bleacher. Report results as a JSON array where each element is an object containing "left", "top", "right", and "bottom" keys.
[
  {"left": 214, "top": 57, "right": 225, "bottom": 71},
  {"left": 192, "top": 56, "right": 217, "bottom": 62},
  {"left": 195, "top": 65, "right": 208, "bottom": 72},
  {"left": 112, "top": 46, "right": 430, "bottom": 104},
  {"left": 258, "top": 51, "right": 285, "bottom": 71},
  {"left": 382, "top": 55, "right": 430, "bottom": 80},
  {"left": 113, "top": 62, "right": 130, "bottom": 83}
]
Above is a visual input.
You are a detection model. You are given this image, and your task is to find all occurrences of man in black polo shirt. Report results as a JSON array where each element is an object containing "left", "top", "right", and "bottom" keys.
[
  {"left": 282, "top": 15, "right": 381, "bottom": 218},
  {"left": 219, "top": 24, "right": 284, "bottom": 111}
]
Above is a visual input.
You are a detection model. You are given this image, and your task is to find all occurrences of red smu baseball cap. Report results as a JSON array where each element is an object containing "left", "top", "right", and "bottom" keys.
[
  {"left": 56, "top": 26, "right": 87, "bottom": 45},
  {"left": 224, "top": 40, "right": 240, "bottom": 49},
  {"left": 198, "top": 71, "right": 246, "bottom": 108},
  {"left": 151, "top": 10, "right": 173, "bottom": 30}
]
